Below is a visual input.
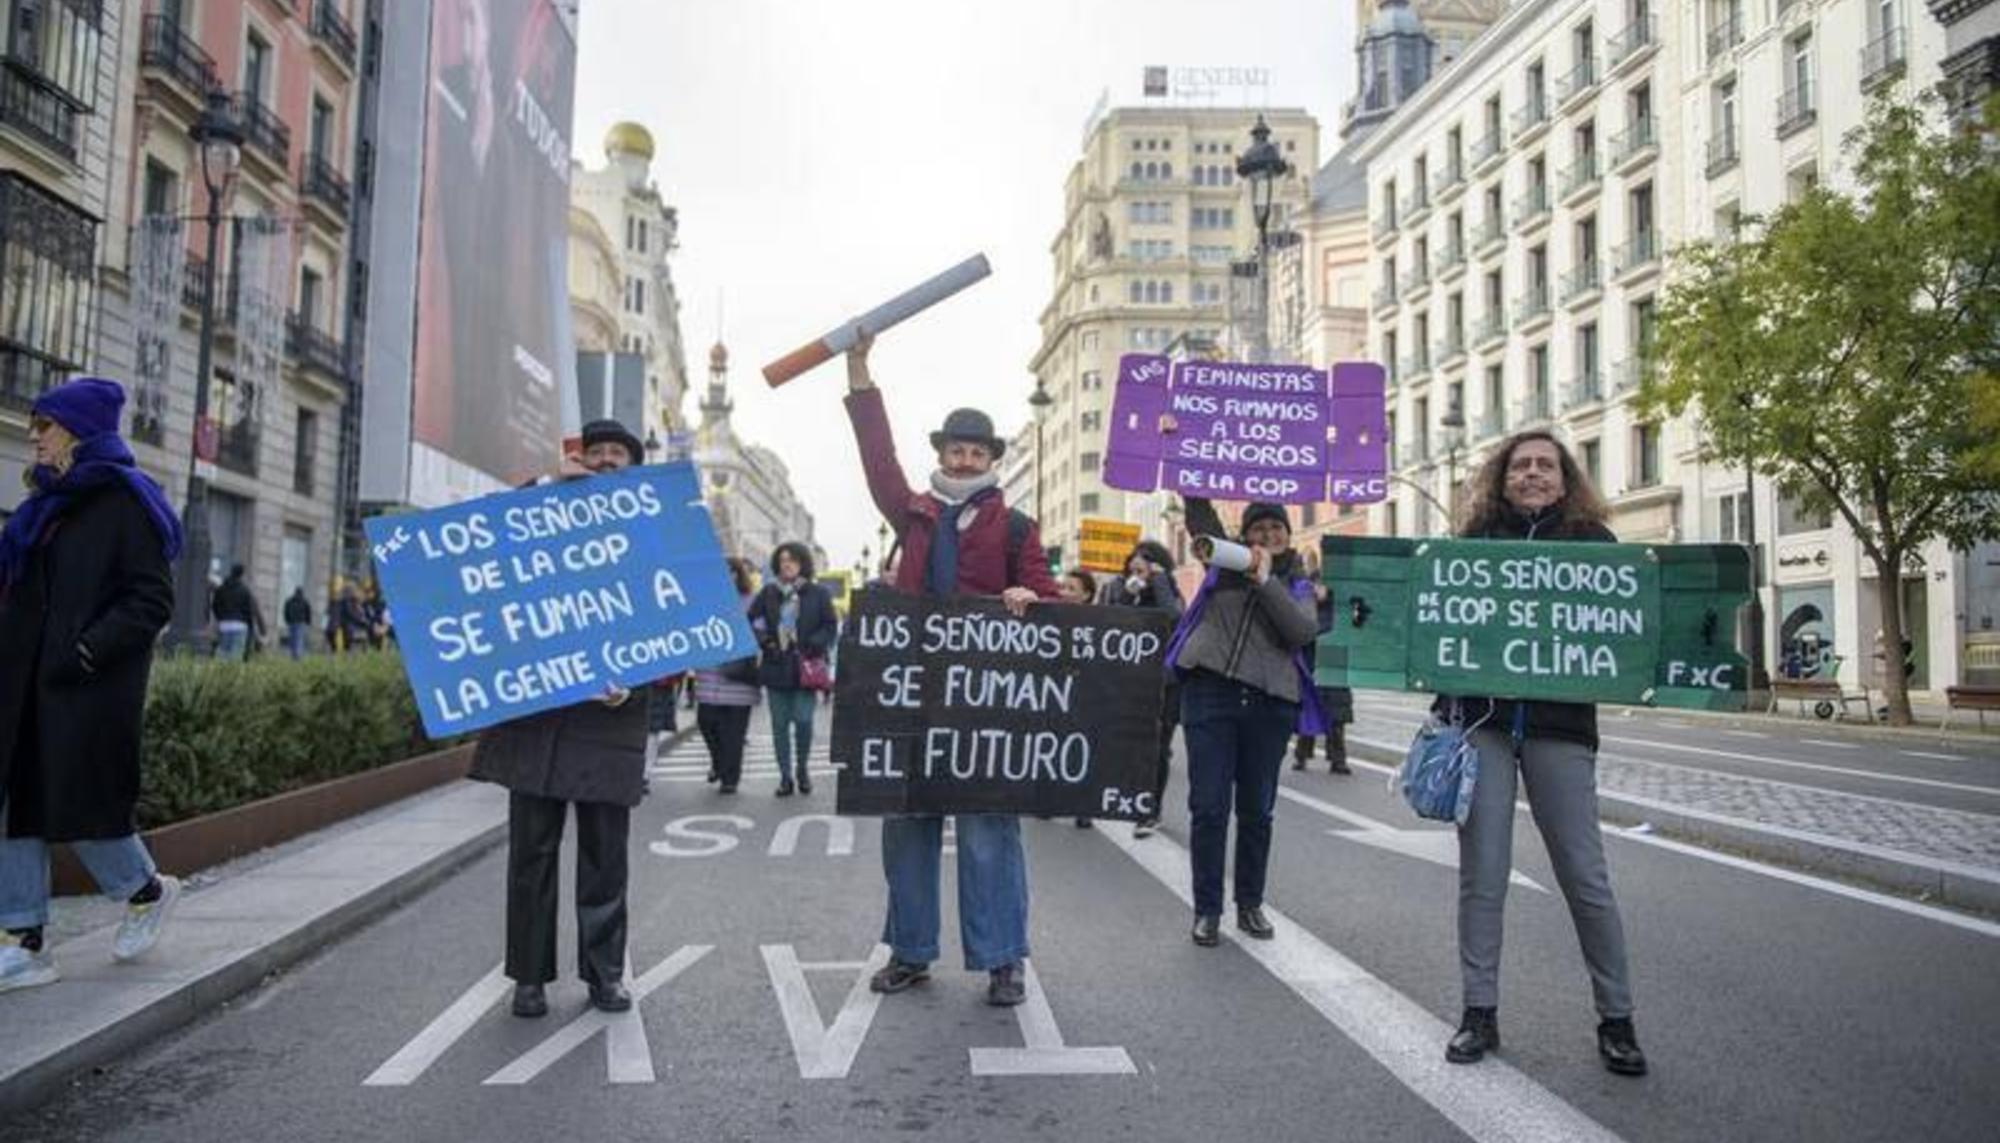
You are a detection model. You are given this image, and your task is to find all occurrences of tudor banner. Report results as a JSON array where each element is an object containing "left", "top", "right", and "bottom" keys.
[
  {"left": 1315, "top": 536, "right": 1753, "bottom": 711},
  {"left": 832, "top": 592, "right": 1174, "bottom": 820}
]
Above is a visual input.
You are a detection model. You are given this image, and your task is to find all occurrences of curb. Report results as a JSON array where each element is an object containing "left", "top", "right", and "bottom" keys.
[
  {"left": 1346, "top": 737, "right": 2000, "bottom": 919},
  {"left": 1599, "top": 700, "right": 2000, "bottom": 749}
]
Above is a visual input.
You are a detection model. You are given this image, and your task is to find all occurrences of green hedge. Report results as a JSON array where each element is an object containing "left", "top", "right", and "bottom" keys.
[{"left": 137, "top": 652, "right": 446, "bottom": 830}]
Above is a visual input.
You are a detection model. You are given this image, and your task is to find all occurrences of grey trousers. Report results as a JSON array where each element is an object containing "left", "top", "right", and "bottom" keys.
[{"left": 1457, "top": 728, "right": 1634, "bottom": 1018}]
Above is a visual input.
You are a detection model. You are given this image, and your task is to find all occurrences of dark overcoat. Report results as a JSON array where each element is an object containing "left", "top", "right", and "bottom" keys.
[
  {"left": 750, "top": 579, "right": 838, "bottom": 690},
  {"left": 0, "top": 482, "right": 175, "bottom": 840},
  {"left": 468, "top": 693, "right": 650, "bottom": 808}
]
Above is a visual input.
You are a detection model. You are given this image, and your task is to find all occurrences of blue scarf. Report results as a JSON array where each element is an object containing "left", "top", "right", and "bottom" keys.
[
  {"left": 0, "top": 433, "right": 184, "bottom": 588},
  {"left": 924, "top": 487, "right": 998, "bottom": 596}
]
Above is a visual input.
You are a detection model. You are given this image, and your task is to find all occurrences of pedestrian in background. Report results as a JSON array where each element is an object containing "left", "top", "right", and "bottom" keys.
[
  {"left": 283, "top": 587, "right": 313, "bottom": 660},
  {"left": 696, "top": 558, "right": 762, "bottom": 795},
  {"left": 328, "top": 580, "right": 371, "bottom": 653},
  {"left": 0, "top": 379, "right": 183, "bottom": 992},
  {"left": 210, "top": 564, "right": 263, "bottom": 660},
  {"left": 752, "top": 541, "right": 837, "bottom": 797},
  {"left": 1107, "top": 540, "right": 1183, "bottom": 838},
  {"left": 1167, "top": 498, "right": 1322, "bottom": 948},
  {"left": 844, "top": 330, "right": 1060, "bottom": 1008},
  {"left": 1292, "top": 545, "right": 1353, "bottom": 775},
  {"left": 1442, "top": 430, "right": 1646, "bottom": 1077},
  {"left": 468, "top": 419, "right": 651, "bottom": 1019},
  {"left": 1057, "top": 568, "right": 1100, "bottom": 830}
]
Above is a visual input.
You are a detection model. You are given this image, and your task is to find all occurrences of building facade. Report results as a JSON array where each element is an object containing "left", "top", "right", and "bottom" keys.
[
  {"left": 569, "top": 121, "right": 690, "bottom": 452},
  {"left": 693, "top": 341, "right": 822, "bottom": 571},
  {"left": 1027, "top": 104, "right": 1320, "bottom": 565},
  {"left": 1930, "top": 0, "right": 1999, "bottom": 120}
]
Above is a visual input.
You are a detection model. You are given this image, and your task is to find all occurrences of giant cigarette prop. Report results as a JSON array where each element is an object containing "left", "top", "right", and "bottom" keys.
[{"left": 762, "top": 254, "right": 992, "bottom": 387}]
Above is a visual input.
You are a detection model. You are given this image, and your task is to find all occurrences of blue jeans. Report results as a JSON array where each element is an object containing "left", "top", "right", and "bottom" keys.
[
  {"left": 215, "top": 621, "right": 250, "bottom": 660},
  {"left": 880, "top": 815, "right": 1029, "bottom": 971},
  {"left": 767, "top": 687, "right": 816, "bottom": 780},
  {"left": 286, "top": 622, "right": 308, "bottom": 660},
  {"left": 1181, "top": 673, "right": 1299, "bottom": 918},
  {"left": 0, "top": 800, "right": 157, "bottom": 930}
]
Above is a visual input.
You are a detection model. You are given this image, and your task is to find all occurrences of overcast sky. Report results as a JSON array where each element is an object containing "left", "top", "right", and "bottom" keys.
[{"left": 571, "top": 0, "right": 1360, "bottom": 567}]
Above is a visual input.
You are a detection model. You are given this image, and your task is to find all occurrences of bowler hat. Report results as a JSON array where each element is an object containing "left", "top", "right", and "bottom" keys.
[
  {"left": 581, "top": 419, "right": 645, "bottom": 464},
  {"left": 929, "top": 408, "right": 1005, "bottom": 460}
]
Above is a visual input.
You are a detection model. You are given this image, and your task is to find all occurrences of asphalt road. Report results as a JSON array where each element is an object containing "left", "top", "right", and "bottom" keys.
[{"left": 8, "top": 716, "right": 1997, "bottom": 1143}]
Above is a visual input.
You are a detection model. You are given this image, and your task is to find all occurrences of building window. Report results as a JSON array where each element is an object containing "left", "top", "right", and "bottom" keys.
[
  {"left": 1581, "top": 439, "right": 1602, "bottom": 489},
  {"left": 1386, "top": 499, "right": 1400, "bottom": 537},
  {"left": 1632, "top": 423, "right": 1660, "bottom": 488},
  {"left": 1079, "top": 493, "right": 1100, "bottom": 515},
  {"left": 1079, "top": 452, "right": 1100, "bottom": 473},
  {"left": 1080, "top": 331, "right": 1099, "bottom": 352},
  {"left": 1080, "top": 369, "right": 1102, "bottom": 390},
  {"left": 294, "top": 407, "right": 318, "bottom": 495},
  {"left": 141, "top": 158, "right": 178, "bottom": 218},
  {"left": 309, "top": 95, "right": 333, "bottom": 161},
  {"left": 1777, "top": 491, "right": 1834, "bottom": 535},
  {"left": 625, "top": 275, "right": 645, "bottom": 314},
  {"left": 1080, "top": 410, "right": 1102, "bottom": 432},
  {"left": 0, "top": 173, "right": 98, "bottom": 410},
  {"left": 298, "top": 265, "right": 323, "bottom": 327},
  {"left": 1717, "top": 491, "right": 1753, "bottom": 543},
  {"left": 1529, "top": 343, "right": 1550, "bottom": 415},
  {"left": 0, "top": 0, "right": 105, "bottom": 158},
  {"left": 245, "top": 30, "right": 272, "bottom": 103}
]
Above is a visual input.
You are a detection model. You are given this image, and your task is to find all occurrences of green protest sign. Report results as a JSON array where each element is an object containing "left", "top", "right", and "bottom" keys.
[{"left": 1316, "top": 536, "right": 1752, "bottom": 710}]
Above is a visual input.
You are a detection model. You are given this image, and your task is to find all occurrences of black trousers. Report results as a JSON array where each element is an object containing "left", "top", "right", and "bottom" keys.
[
  {"left": 697, "top": 703, "right": 753, "bottom": 788},
  {"left": 506, "top": 792, "right": 630, "bottom": 987},
  {"left": 1151, "top": 680, "right": 1182, "bottom": 817}
]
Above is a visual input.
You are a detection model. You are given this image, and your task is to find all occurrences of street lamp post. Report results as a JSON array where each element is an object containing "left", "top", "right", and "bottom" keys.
[
  {"left": 168, "top": 90, "right": 244, "bottom": 655},
  {"left": 1236, "top": 116, "right": 1292, "bottom": 366},
  {"left": 1028, "top": 377, "right": 1054, "bottom": 528},
  {"left": 1439, "top": 402, "right": 1466, "bottom": 534}
]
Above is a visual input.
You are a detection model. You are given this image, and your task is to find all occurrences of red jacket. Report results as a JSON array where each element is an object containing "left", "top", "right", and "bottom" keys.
[{"left": 845, "top": 389, "right": 1062, "bottom": 600}]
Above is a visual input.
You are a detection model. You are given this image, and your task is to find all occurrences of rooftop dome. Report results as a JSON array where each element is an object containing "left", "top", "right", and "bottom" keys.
[
  {"left": 709, "top": 342, "right": 728, "bottom": 370},
  {"left": 605, "top": 121, "right": 655, "bottom": 161},
  {"left": 1369, "top": 0, "right": 1427, "bottom": 38}
]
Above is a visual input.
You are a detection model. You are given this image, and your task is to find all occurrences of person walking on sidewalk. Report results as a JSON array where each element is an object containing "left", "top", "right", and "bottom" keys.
[
  {"left": 283, "top": 587, "right": 313, "bottom": 660},
  {"left": 752, "top": 542, "right": 836, "bottom": 797},
  {"left": 468, "top": 419, "right": 651, "bottom": 1019},
  {"left": 1292, "top": 545, "right": 1353, "bottom": 775},
  {"left": 1166, "top": 498, "right": 1323, "bottom": 948},
  {"left": 697, "top": 558, "right": 763, "bottom": 795},
  {"left": 209, "top": 564, "right": 264, "bottom": 660},
  {"left": 0, "top": 378, "right": 183, "bottom": 992},
  {"left": 843, "top": 330, "right": 1061, "bottom": 1008},
  {"left": 1441, "top": 430, "right": 1647, "bottom": 1077},
  {"left": 1107, "top": 540, "right": 1184, "bottom": 838},
  {"left": 1058, "top": 569, "right": 1102, "bottom": 831}
]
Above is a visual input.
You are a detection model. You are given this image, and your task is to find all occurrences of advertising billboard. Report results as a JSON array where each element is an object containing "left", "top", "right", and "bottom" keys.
[{"left": 408, "top": 0, "right": 577, "bottom": 502}]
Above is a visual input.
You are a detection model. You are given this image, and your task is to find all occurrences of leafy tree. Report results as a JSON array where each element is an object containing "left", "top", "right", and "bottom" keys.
[{"left": 1641, "top": 91, "right": 2000, "bottom": 724}]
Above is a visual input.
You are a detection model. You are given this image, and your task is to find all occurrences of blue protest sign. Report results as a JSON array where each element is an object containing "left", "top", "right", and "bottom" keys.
[{"left": 364, "top": 462, "right": 754, "bottom": 738}]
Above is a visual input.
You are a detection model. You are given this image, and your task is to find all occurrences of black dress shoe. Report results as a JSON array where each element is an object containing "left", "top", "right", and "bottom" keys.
[
  {"left": 798, "top": 773, "right": 813, "bottom": 795},
  {"left": 1236, "top": 905, "right": 1276, "bottom": 940},
  {"left": 589, "top": 980, "right": 633, "bottom": 1013},
  {"left": 987, "top": 963, "right": 1026, "bottom": 1007},
  {"left": 1191, "top": 914, "right": 1221, "bottom": 947},
  {"left": 1597, "top": 1017, "right": 1649, "bottom": 1076},
  {"left": 510, "top": 983, "right": 548, "bottom": 1019},
  {"left": 1445, "top": 1006, "right": 1499, "bottom": 1063},
  {"left": 776, "top": 778, "right": 795, "bottom": 797}
]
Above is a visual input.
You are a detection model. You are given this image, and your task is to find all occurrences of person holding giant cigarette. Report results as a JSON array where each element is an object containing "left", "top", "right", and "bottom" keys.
[
  {"left": 842, "top": 331, "right": 1061, "bottom": 1009},
  {"left": 1161, "top": 498, "right": 1323, "bottom": 948}
]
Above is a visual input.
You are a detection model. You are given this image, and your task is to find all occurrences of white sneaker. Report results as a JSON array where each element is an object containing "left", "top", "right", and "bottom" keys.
[
  {"left": 0, "top": 938, "right": 59, "bottom": 993},
  {"left": 112, "top": 874, "right": 182, "bottom": 962}
]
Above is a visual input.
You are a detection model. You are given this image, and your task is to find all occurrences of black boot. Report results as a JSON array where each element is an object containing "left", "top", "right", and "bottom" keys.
[
  {"left": 1327, "top": 725, "right": 1351, "bottom": 774},
  {"left": 1292, "top": 735, "right": 1313, "bottom": 771},
  {"left": 1445, "top": 1006, "right": 1499, "bottom": 1064},
  {"left": 511, "top": 983, "right": 548, "bottom": 1019},
  {"left": 1597, "top": 1017, "right": 1649, "bottom": 1076}
]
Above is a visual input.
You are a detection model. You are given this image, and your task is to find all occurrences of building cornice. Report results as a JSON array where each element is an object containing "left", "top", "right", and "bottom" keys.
[{"left": 1928, "top": 0, "right": 1995, "bottom": 25}]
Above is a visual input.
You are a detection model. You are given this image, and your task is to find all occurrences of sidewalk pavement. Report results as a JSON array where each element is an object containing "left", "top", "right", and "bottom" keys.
[{"left": 1620, "top": 692, "right": 1999, "bottom": 745}]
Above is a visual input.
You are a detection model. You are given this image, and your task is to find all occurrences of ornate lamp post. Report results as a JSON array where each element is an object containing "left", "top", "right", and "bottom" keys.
[
  {"left": 169, "top": 89, "right": 244, "bottom": 654},
  {"left": 1439, "top": 401, "right": 1466, "bottom": 533},
  {"left": 1236, "top": 116, "right": 1292, "bottom": 365}
]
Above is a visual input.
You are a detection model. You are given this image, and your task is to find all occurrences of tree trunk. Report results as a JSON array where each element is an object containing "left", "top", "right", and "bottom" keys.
[{"left": 1873, "top": 555, "right": 1913, "bottom": 726}]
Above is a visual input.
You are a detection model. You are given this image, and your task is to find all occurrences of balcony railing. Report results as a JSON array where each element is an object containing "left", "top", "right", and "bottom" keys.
[
  {"left": 0, "top": 64, "right": 82, "bottom": 160},
  {"left": 139, "top": 15, "right": 222, "bottom": 98},
  {"left": 1610, "top": 119, "right": 1657, "bottom": 168},
  {"left": 1706, "top": 131, "right": 1740, "bottom": 178},
  {"left": 216, "top": 421, "right": 259, "bottom": 477},
  {"left": 1372, "top": 283, "right": 1400, "bottom": 311},
  {"left": 1614, "top": 230, "right": 1658, "bottom": 276},
  {"left": 181, "top": 254, "right": 239, "bottom": 322},
  {"left": 311, "top": 0, "right": 359, "bottom": 69},
  {"left": 1433, "top": 241, "right": 1465, "bottom": 278},
  {"left": 1400, "top": 265, "right": 1432, "bottom": 297},
  {"left": 1401, "top": 188, "right": 1433, "bottom": 224},
  {"left": 1513, "top": 390, "right": 1553, "bottom": 426},
  {"left": 1708, "top": 13, "right": 1742, "bottom": 63},
  {"left": 1433, "top": 161, "right": 1466, "bottom": 199},
  {"left": 1861, "top": 27, "right": 1906, "bottom": 90},
  {"left": 1473, "top": 312, "right": 1507, "bottom": 349},
  {"left": 1475, "top": 213, "right": 1506, "bottom": 255},
  {"left": 1778, "top": 81, "right": 1817, "bottom": 137},
  {"left": 1560, "top": 259, "right": 1601, "bottom": 305},
  {"left": 1564, "top": 372, "right": 1605, "bottom": 410},
  {"left": 1512, "top": 288, "right": 1551, "bottom": 326},
  {"left": 1372, "top": 211, "right": 1398, "bottom": 241},
  {"left": 1555, "top": 58, "right": 1599, "bottom": 108},
  {"left": 1608, "top": 16, "right": 1658, "bottom": 71},
  {"left": 1611, "top": 355, "right": 1654, "bottom": 395},
  {"left": 1476, "top": 407, "right": 1506, "bottom": 439},
  {"left": 1399, "top": 355, "right": 1431, "bottom": 385},
  {"left": 1511, "top": 95, "right": 1550, "bottom": 138},
  {"left": 1511, "top": 185, "right": 1551, "bottom": 232},
  {"left": 286, "top": 312, "right": 346, "bottom": 378},
  {"left": 1470, "top": 130, "right": 1503, "bottom": 171},
  {"left": 1435, "top": 333, "right": 1466, "bottom": 367},
  {"left": 301, "top": 153, "right": 350, "bottom": 217},
  {"left": 1558, "top": 154, "right": 1601, "bottom": 202},
  {"left": 233, "top": 92, "right": 291, "bottom": 168}
]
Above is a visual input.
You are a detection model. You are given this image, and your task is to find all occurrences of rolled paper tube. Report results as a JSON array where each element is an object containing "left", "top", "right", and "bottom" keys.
[{"left": 762, "top": 253, "right": 993, "bottom": 387}]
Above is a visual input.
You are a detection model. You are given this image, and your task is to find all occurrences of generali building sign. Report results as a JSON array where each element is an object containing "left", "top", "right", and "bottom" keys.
[{"left": 1142, "top": 65, "right": 1273, "bottom": 103}]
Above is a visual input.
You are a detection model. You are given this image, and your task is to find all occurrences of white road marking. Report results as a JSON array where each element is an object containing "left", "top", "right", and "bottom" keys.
[
  {"left": 604, "top": 954, "right": 655, "bottom": 1085},
  {"left": 1101, "top": 825, "right": 1625, "bottom": 1143},
  {"left": 649, "top": 815, "right": 755, "bottom": 858},
  {"left": 1343, "top": 736, "right": 2000, "bottom": 939},
  {"left": 1722, "top": 730, "right": 1768, "bottom": 739},
  {"left": 1274, "top": 787, "right": 1546, "bottom": 892},
  {"left": 1800, "top": 740, "right": 1861, "bottom": 750},
  {"left": 769, "top": 814, "right": 856, "bottom": 857},
  {"left": 1903, "top": 751, "right": 1967, "bottom": 762},
  {"left": 762, "top": 944, "right": 888, "bottom": 1080},
  {"left": 363, "top": 963, "right": 510, "bottom": 1086},
  {"left": 969, "top": 960, "right": 1137, "bottom": 1077},
  {"left": 483, "top": 945, "right": 712, "bottom": 1086}
]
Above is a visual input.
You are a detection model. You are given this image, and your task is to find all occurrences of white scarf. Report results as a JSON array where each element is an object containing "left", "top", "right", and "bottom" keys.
[{"left": 928, "top": 469, "right": 999, "bottom": 505}]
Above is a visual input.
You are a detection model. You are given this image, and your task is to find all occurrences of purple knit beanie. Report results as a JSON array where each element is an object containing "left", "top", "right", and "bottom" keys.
[{"left": 31, "top": 377, "right": 125, "bottom": 441}]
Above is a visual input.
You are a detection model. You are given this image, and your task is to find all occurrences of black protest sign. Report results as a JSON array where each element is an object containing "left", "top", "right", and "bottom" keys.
[{"left": 832, "top": 591, "right": 1175, "bottom": 820}]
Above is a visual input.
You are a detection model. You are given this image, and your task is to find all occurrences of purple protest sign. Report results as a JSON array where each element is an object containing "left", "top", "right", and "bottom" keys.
[{"left": 1100, "top": 354, "right": 1387, "bottom": 505}]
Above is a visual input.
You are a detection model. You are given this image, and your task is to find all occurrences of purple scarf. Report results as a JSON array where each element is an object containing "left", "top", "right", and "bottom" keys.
[
  {"left": 1164, "top": 567, "right": 1328, "bottom": 736},
  {"left": 0, "top": 433, "right": 184, "bottom": 588}
]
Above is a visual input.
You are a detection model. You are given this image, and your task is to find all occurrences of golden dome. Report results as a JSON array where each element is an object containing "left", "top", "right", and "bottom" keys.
[
  {"left": 604, "top": 121, "right": 655, "bottom": 161},
  {"left": 709, "top": 342, "right": 729, "bottom": 370}
]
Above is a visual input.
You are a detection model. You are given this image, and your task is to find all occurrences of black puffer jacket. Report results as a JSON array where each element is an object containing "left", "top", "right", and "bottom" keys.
[{"left": 1433, "top": 505, "right": 1618, "bottom": 750}]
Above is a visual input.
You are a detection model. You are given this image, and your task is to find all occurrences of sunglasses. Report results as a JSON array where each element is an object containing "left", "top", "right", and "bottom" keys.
[{"left": 27, "top": 416, "right": 53, "bottom": 434}]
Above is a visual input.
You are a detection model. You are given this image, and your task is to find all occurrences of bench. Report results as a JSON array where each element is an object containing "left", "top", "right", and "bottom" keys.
[
  {"left": 1768, "top": 677, "right": 1876, "bottom": 722},
  {"left": 1941, "top": 685, "right": 2000, "bottom": 732}
]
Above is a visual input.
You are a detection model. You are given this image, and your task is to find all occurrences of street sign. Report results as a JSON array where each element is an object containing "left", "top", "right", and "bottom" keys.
[
  {"left": 1315, "top": 536, "right": 1752, "bottom": 710},
  {"left": 1077, "top": 518, "right": 1141, "bottom": 574}
]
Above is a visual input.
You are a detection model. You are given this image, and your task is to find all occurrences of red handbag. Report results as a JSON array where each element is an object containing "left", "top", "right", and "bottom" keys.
[{"left": 797, "top": 653, "right": 834, "bottom": 693}]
